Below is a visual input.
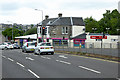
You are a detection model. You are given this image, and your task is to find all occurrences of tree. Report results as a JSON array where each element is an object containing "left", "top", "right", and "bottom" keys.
[
  {"left": 31, "top": 24, "right": 34, "bottom": 28},
  {"left": 2, "top": 28, "right": 24, "bottom": 40},
  {"left": 84, "top": 9, "right": 120, "bottom": 35},
  {"left": 24, "top": 28, "right": 37, "bottom": 35},
  {"left": 84, "top": 17, "right": 99, "bottom": 33}
]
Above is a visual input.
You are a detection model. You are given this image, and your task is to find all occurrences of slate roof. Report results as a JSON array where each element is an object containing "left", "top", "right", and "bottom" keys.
[
  {"left": 70, "top": 33, "right": 87, "bottom": 39},
  {"left": 38, "top": 17, "right": 85, "bottom": 26}
]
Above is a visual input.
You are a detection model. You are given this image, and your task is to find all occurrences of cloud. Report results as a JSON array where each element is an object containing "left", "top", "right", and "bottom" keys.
[{"left": 0, "top": 0, "right": 119, "bottom": 24}]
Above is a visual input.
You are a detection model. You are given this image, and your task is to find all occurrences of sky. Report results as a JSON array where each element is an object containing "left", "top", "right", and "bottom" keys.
[{"left": 0, "top": 0, "right": 119, "bottom": 24}]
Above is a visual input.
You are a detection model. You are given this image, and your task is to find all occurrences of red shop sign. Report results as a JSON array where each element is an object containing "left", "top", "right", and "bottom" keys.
[{"left": 90, "top": 36, "right": 107, "bottom": 39}]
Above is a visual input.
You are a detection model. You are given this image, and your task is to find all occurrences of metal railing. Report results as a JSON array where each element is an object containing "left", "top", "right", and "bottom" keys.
[{"left": 53, "top": 42, "right": 120, "bottom": 57}]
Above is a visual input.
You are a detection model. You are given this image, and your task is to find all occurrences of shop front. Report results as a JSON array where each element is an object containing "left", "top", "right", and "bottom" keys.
[
  {"left": 73, "top": 39, "right": 86, "bottom": 48},
  {"left": 52, "top": 38, "right": 68, "bottom": 46}
]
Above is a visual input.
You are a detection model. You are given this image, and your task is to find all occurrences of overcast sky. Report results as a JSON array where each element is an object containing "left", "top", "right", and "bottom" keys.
[{"left": 0, "top": 0, "right": 119, "bottom": 24}]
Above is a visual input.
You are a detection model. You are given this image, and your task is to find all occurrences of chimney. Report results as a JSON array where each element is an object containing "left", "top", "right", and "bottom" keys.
[
  {"left": 45, "top": 15, "right": 49, "bottom": 19},
  {"left": 58, "top": 13, "right": 62, "bottom": 17}
]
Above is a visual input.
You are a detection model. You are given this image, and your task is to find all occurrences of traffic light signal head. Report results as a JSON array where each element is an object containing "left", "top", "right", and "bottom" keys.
[
  {"left": 42, "top": 27, "right": 47, "bottom": 35},
  {"left": 42, "top": 27, "right": 45, "bottom": 29}
]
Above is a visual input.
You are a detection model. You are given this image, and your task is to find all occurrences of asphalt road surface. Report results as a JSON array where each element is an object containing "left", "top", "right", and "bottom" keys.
[{"left": 1, "top": 49, "right": 119, "bottom": 78}]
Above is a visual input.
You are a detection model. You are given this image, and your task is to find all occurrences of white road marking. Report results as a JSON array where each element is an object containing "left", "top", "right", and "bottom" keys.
[
  {"left": 26, "top": 57, "right": 34, "bottom": 61},
  {"left": 2, "top": 56, "right": 6, "bottom": 58},
  {"left": 41, "top": 56, "right": 51, "bottom": 60},
  {"left": 16, "top": 62, "right": 25, "bottom": 68},
  {"left": 59, "top": 55, "right": 68, "bottom": 59},
  {"left": 56, "top": 60, "right": 71, "bottom": 65},
  {"left": 78, "top": 66, "right": 101, "bottom": 74},
  {"left": 8, "top": 58, "right": 14, "bottom": 62},
  {"left": 29, "top": 54, "right": 32, "bottom": 55},
  {"left": 116, "top": 78, "right": 120, "bottom": 80},
  {"left": 28, "top": 69, "right": 40, "bottom": 78}
]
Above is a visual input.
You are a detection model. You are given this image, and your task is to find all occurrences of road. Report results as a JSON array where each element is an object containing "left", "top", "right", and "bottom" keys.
[{"left": 1, "top": 49, "right": 119, "bottom": 78}]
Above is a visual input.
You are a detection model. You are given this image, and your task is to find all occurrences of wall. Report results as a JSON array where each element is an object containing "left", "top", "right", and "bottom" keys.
[
  {"left": 86, "top": 34, "right": 119, "bottom": 48},
  {"left": 72, "top": 26, "right": 85, "bottom": 37},
  {"left": 48, "top": 26, "right": 71, "bottom": 39},
  {"left": 0, "top": 30, "right": 6, "bottom": 44}
]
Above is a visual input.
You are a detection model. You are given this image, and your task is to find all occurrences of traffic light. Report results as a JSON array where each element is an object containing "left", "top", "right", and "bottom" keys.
[{"left": 42, "top": 27, "right": 47, "bottom": 35}]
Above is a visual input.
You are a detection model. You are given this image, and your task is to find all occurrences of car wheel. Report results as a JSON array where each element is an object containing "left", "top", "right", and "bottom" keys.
[
  {"left": 4, "top": 47, "right": 8, "bottom": 50},
  {"left": 40, "top": 53, "right": 42, "bottom": 55},
  {"left": 34, "top": 50, "right": 39, "bottom": 55},
  {"left": 51, "top": 52, "right": 54, "bottom": 55},
  {"left": 24, "top": 50, "right": 27, "bottom": 53}
]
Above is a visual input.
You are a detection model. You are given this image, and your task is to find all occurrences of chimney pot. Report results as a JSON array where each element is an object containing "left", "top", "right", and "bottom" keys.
[
  {"left": 45, "top": 15, "right": 49, "bottom": 19},
  {"left": 58, "top": 13, "right": 62, "bottom": 17}
]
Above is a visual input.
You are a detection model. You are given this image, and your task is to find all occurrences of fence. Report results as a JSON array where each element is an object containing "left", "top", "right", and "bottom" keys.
[{"left": 53, "top": 42, "right": 120, "bottom": 57}]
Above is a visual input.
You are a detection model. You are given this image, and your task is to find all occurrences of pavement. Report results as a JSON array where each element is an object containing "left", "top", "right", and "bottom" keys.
[{"left": 1, "top": 49, "right": 119, "bottom": 78}]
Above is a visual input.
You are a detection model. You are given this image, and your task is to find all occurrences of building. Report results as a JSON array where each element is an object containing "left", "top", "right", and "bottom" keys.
[
  {"left": 118, "top": 1, "right": 120, "bottom": 13},
  {"left": 15, "top": 13, "right": 86, "bottom": 47},
  {"left": 86, "top": 33, "right": 119, "bottom": 48},
  {"left": 37, "top": 13, "right": 86, "bottom": 47},
  {"left": 15, "top": 34, "right": 37, "bottom": 47}
]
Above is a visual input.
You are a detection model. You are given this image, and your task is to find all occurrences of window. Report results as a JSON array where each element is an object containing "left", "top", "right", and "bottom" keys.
[
  {"left": 62, "top": 27, "right": 65, "bottom": 34},
  {"left": 53, "top": 39, "right": 68, "bottom": 46},
  {"left": 62, "top": 27, "right": 68, "bottom": 34},
  {"left": 96, "top": 39, "right": 102, "bottom": 41},
  {"left": 83, "top": 28, "right": 85, "bottom": 31},
  {"left": 66, "top": 27, "right": 68, "bottom": 34},
  {"left": 111, "top": 39, "right": 118, "bottom": 42}
]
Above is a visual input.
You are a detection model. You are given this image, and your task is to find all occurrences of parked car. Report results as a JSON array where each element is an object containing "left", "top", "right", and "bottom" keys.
[
  {"left": 0, "top": 43, "right": 6, "bottom": 50},
  {"left": 22, "top": 42, "right": 36, "bottom": 53},
  {"left": 13, "top": 43, "right": 20, "bottom": 49},
  {"left": 34, "top": 42, "right": 54, "bottom": 55},
  {"left": 0, "top": 42, "right": 14, "bottom": 50}
]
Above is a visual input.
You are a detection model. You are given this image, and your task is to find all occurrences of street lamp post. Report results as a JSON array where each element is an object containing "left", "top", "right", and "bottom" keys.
[
  {"left": 117, "top": 29, "right": 120, "bottom": 35},
  {"left": 7, "top": 21, "right": 14, "bottom": 41},
  {"left": 35, "top": 9, "right": 43, "bottom": 43}
]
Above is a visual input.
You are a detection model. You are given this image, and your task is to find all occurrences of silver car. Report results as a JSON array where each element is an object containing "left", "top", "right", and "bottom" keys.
[{"left": 22, "top": 42, "right": 36, "bottom": 53}]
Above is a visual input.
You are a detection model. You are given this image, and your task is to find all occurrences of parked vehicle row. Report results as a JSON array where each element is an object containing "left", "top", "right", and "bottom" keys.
[
  {"left": 0, "top": 42, "right": 20, "bottom": 50},
  {"left": 0, "top": 41, "right": 54, "bottom": 55},
  {"left": 22, "top": 42, "right": 54, "bottom": 55},
  {"left": 0, "top": 42, "right": 14, "bottom": 50}
]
